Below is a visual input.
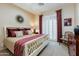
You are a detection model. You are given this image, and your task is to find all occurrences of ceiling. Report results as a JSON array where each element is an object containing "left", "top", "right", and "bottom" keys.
[{"left": 14, "top": 3, "right": 74, "bottom": 15}]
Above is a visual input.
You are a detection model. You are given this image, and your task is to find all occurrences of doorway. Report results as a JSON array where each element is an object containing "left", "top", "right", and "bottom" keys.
[{"left": 42, "top": 13, "right": 57, "bottom": 41}]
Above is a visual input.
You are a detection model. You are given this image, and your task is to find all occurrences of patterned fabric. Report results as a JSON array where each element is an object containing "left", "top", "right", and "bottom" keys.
[
  {"left": 27, "top": 35, "right": 48, "bottom": 55},
  {"left": 14, "top": 34, "right": 44, "bottom": 56},
  {"left": 27, "top": 39, "right": 42, "bottom": 55}
]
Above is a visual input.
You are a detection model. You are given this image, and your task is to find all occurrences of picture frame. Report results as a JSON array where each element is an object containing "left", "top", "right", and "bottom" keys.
[
  {"left": 64, "top": 18, "right": 72, "bottom": 26},
  {"left": 16, "top": 15, "right": 24, "bottom": 23}
]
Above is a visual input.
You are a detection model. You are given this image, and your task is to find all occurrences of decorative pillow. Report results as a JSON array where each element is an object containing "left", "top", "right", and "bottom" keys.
[
  {"left": 15, "top": 31, "right": 23, "bottom": 37},
  {"left": 9, "top": 30, "right": 16, "bottom": 37},
  {"left": 7, "top": 28, "right": 18, "bottom": 37}
]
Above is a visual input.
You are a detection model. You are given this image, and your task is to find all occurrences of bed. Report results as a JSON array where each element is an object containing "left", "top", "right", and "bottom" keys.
[{"left": 4, "top": 26, "right": 49, "bottom": 56}]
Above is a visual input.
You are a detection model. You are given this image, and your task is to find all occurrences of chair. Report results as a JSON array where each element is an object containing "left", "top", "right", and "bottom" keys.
[
  {"left": 60, "top": 31, "right": 73, "bottom": 45},
  {"left": 60, "top": 31, "right": 76, "bottom": 55},
  {"left": 67, "top": 32, "right": 76, "bottom": 56}
]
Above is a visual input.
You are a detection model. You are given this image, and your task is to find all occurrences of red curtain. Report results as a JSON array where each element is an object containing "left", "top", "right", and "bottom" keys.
[
  {"left": 39, "top": 15, "right": 43, "bottom": 34},
  {"left": 56, "top": 9, "right": 62, "bottom": 42}
]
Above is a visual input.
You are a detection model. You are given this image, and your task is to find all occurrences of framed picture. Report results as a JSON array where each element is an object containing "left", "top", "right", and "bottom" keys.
[
  {"left": 64, "top": 18, "right": 72, "bottom": 26},
  {"left": 16, "top": 15, "right": 24, "bottom": 23}
]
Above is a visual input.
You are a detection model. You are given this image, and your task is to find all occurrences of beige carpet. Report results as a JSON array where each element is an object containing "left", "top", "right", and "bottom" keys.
[
  {"left": 0, "top": 48, "right": 13, "bottom": 56},
  {"left": 39, "top": 41, "right": 69, "bottom": 56},
  {"left": 0, "top": 41, "right": 69, "bottom": 56}
]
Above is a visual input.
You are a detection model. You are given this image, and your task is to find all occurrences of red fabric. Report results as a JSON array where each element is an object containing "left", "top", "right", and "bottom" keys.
[
  {"left": 56, "top": 9, "right": 62, "bottom": 42},
  {"left": 7, "top": 28, "right": 18, "bottom": 37},
  {"left": 14, "top": 34, "right": 43, "bottom": 56},
  {"left": 10, "top": 31, "right": 16, "bottom": 37},
  {"left": 39, "top": 15, "right": 43, "bottom": 34},
  {"left": 7, "top": 27, "right": 31, "bottom": 37}
]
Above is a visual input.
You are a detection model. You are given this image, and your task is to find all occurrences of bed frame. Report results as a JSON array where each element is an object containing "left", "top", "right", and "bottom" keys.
[{"left": 4, "top": 26, "right": 49, "bottom": 56}]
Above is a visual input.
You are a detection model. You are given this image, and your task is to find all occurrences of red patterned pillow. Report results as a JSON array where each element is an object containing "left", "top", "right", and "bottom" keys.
[
  {"left": 9, "top": 30, "right": 16, "bottom": 37},
  {"left": 7, "top": 28, "right": 18, "bottom": 37}
]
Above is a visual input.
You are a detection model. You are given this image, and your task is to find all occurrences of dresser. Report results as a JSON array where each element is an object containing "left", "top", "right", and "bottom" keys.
[
  {"left": 76, "top": 35, "right": 79, "bottom": 56},
  {"left": 74, "top": 27, "right": 79, "bottom": 56}
]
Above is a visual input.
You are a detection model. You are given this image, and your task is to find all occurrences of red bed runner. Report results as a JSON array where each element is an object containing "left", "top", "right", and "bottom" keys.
[{"left": 14, "top": 34, "right": 43, "bottom": 56}]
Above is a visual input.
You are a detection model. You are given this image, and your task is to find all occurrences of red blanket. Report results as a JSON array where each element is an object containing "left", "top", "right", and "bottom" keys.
[{"left": 14, "top": 34, "right": 43, "bottom": 56}]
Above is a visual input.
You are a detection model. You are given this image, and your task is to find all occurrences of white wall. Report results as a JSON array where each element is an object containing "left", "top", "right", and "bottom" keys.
[
  {"left": 43, "top": 4, "right": 75, "bottom": 35},
  {"left": 75, "top": 4, "right": 79, "bottom": 25},
  {"left": 61, "top": 4, "right": 75, "bottom": 35},
  {"left": 0, "top": 4, "right": 35, "bottom": 48}
]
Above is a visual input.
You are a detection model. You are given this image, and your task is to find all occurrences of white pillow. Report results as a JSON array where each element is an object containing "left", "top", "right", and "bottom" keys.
[{"left": 15, "top": 31, "right": 23, "bottom": 37}]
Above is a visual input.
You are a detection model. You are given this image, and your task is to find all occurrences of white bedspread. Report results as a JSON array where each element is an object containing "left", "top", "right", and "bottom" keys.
[
  {"left": 4, "top": 34, "right": 37, "bottom": 53},
  {"left": 4, "top": 34, "right": 48, "bottom": 55}
]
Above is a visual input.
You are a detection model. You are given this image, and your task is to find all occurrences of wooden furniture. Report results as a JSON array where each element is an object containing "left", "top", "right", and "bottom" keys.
[
  {"left": 60, "top": 39, "right": 68, "bottom": 45},
  {"left": 60, "top": 31, "right": 72, "bottom": 45},
  {"left": 60, "top": 31, "right": 76, "bottom": 56},
  {"left": 68, "top": 32, "right": 76, "bottom": 56},
  {"left": 76, "top": 35, "right": 79, "bottom": 56},
  {"left": 74, "top": 27, "right": 79, "bottom": 56}
]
